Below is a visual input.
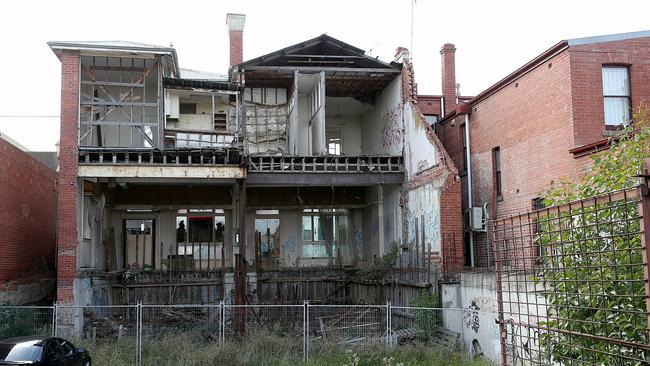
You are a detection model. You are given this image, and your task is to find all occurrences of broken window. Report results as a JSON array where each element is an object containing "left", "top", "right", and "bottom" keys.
[
  {"left": 255, "top": 218, "right": 280, "bottom": 259},
  {"left": 301, "top": 209, "right": 339, "bottom": 259},
  {"left": 174, "top": 209, "right": 226, "bottom": 271},
  {"left": 124, "top": 219, "right": 154, "bottom": 268},
  {"left": 79, "top": 56, "right": 161, "bottom": 148},
  {"left": 179, "top": 102, "right": 197, "bottom": 114},
  {"left": 328, "top": 138, "right": 341, "bottom": 155}
]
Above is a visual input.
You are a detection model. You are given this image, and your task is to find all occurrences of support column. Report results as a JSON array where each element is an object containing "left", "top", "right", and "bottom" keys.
[
  {"left": 235, "top": 179, "right": 247, "bottom": 334},
  {"left": 378, "top": 185, "right": 385, "bottom": 256},
  {"left": 56, "top": 50, "right": 80, "bottom": 304}
]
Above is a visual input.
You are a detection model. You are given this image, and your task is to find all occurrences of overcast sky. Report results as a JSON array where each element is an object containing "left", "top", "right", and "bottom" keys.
[{"left": 1, "top": 0, "right": 649, "bottom": 151}]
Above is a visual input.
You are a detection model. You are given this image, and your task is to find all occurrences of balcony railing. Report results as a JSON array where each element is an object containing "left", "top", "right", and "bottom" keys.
[
  {"left": 78, "top": 148, "right": 241, "bottom": 165},
  {"left": 247, "top": 155, "right": 403, "bottom": 173}
]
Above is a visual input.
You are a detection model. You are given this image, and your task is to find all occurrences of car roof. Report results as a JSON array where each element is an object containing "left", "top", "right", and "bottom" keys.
[{"left": 0, "top": 336, "right": 51, "bottom": 345}]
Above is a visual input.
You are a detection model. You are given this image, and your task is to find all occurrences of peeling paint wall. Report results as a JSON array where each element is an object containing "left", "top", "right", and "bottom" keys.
[
  {"left": 441, "top": 272, "right": 547, "bottom": 363},
  {"left": 403, "top": 103, "right": 440, "bottom": 180},
  {"left": 361, "top": 77, "right": 403, "bottom": 155},
  {"left": 406, "top": 184, "right": 441, "bottom": 253}
]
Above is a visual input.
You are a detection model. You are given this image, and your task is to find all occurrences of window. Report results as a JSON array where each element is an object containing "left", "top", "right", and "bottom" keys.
[
  {"left": 602, "top": 66, "right": 630, "bottom": 125},
  {"left": 179, "top": 102, "right": 197, "bottom": 114},
  {"left": 461, "top": 124, "right": 467, "bottom": 173},
  {"left": 301, "top": 209, "right": 337, "bottom": 258},
  {"left": 255, "top": 218, "right": 280, "bottom": 259},
  {"left": 493, "top": 147, "right": 502, "bottom": 198},
  {"left": 328, "top": 137, "right": 342, "bottom": 155},
  {"left": 424, "top": 114, "right": 438, "bottom": 126}
]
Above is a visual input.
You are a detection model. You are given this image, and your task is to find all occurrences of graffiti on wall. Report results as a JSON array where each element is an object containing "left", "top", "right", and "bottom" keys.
[
  {"left": 464, "top": 301, "right": 481, "bottom": 333},
  {"left": 380, "top": 106, "right": 402, "bottom": 148},
  {"left": 406, "top": 185, "right": 441, "bottom": 251},
  {"left": 505, "top": 319, "right": 541, "bottom": 363},
  {"left": 354, "top": 230, "right": 363, "bottom": 257},
  {"left": 471, "top": 296, "right": 497, "bottom": 313}
]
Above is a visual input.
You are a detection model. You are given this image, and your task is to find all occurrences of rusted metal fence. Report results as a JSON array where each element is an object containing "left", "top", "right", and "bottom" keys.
[{"left": 492, "top": 186, "right": 650, "bottom": 365}]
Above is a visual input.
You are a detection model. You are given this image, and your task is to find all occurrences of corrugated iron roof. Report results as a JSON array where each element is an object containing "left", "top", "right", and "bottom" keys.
[{"left": 179, "top": 68, "right": 228, "bottom": 81}]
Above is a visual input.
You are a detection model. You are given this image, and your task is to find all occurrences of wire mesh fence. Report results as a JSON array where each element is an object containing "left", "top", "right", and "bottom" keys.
[
  {"left": 308, "top": 304, "right": 388, "bottom": 357},
  {"left": 0, "top": 306, "right": 53, "bottom": 339},
  {"left": 55, "top": 305, "right": 139, "bottom": 365},
  {"left": 492, "top": 187, "right": 650, "bottom": 365},
  {"left": 0, "top": 303, "right": 476, "bottom": 365},
  {"left": 224, "top": 304, "right": 305, "bottom": 359}
]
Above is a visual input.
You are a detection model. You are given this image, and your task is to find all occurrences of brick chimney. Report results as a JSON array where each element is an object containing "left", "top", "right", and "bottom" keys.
[
  {"left": 226, "top": 13, "right": 246, "bottom": 67},
  {"left": 440, "top": 43, "right": 457, "bottom": 116}
]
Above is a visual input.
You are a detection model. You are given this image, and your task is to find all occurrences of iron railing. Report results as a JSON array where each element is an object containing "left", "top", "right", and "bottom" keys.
[{"left": 492, "top": 186, "right": 650, "bottom": 365}]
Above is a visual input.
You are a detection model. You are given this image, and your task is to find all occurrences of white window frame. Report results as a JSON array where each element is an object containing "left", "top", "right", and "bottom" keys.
[{"left": 602, "top": 66, "right": 631, "bottom": 126}]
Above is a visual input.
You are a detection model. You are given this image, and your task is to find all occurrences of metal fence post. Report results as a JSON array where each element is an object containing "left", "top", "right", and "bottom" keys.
[
  {"left": 303, "top": 300, "right": 309, "bottom": 360},
  {"left": 220, "top": 300, "right": 225, "bottom": 347},
  {"left": 136, "top": 302, "right": 142, "bottom": 366},
  {"left": 637, "top": 172, "right": 650, "bottom": 343},
  {"left": 386, "top": 301, "right": 392, "bottom": 347},
  {"left": 51, "top": 302, "right": 57, "bottom": 337}
]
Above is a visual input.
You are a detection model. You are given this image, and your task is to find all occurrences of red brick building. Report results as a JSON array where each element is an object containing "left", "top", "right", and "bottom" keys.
[
  {"left": 429, "top": 30, "right": 650, "bottom": 267},
  {"left": 0, "top": 133, "right": 58, "bottom": 304}
]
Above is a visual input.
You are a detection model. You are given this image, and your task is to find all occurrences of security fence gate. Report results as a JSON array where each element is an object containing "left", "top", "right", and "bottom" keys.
[{"left": 492, "top": 186, "right": 650, "bottom": 365}]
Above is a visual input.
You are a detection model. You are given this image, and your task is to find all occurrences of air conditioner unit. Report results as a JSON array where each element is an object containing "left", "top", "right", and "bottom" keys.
[{"left": 469, "top": 206, "right": 487, "bottom": 232}]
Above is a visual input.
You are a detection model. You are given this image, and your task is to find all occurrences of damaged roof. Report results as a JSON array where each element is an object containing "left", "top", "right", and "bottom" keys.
[
  {"left": 48, "top": 40, "right": 180, "bottom": 78},
  {"left": 179, "top": 68, "right": 228, "bottom": 81},
  {"left": 237, "top": 34, "right": 399, "bottom": 70},
  {"left": 237, "top": 34, "right": 401, "bottom": 100}
]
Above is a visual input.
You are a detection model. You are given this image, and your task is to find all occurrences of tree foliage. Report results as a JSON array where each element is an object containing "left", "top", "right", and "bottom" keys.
[{"left": 538, "top": 106, "right": 650, "bottom": 365}]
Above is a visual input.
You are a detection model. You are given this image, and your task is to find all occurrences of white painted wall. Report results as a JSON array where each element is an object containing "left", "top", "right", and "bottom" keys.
[
  {"left": 407, "top": 183, "right": 442, "bottom": 253},
  {"left": 442, "top": 272, "right": 501, "bottom": 362},
  {"left": 360, "top": 77, "right": 402, "bottom": 156},
  {"left": 441, "top": 272, "right": 547, "bottom": 363},
  {"left": 403, "top": 103, "right": 439, "bottom": 179}
]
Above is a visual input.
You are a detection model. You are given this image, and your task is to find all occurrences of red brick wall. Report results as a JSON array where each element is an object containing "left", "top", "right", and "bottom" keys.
[
  {"left": 441, "top": 44, "right": 457, "bottom": 115},
  {"left": 0, "top": 138, "right": 57, "bottom": 290},
  {"left": 417, "top": 95, "right": 442, "bottom": 117},
  {"left": 56, "top": 50, "right": 80, "bottom": 304},
  {"left": 439, "top": 173, "right": 463, "bottom": 270},
  {"left": 468, "top": 49, "right": 576, "bottom": 220},
  {"left": 570, "top": 37, "right": 650, "bottom": 147},
  {"left": 229, "top": 30, "right": 243, "bottom": 67}
]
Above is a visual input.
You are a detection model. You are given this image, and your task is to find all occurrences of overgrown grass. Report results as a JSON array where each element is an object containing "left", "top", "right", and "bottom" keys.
[{"left": 81, "top": 330, "right": 493, "bottom": 366}]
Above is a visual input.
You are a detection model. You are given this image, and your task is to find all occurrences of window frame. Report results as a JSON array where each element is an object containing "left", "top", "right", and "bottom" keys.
[
  {"left": 601, "top": 65, "right": 631, "bottom": 127},
  {"left": 300, "top": 209, "right": 338, "bottom": 259},
  {"left": 492, "top": 147, "right": 502, "bottom": 200},
  {"left": 461, "top": 123, "right": 467, "bottom": 173}
]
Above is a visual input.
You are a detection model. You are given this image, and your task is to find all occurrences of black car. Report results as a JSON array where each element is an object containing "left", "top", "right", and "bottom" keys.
[{"left": 0, "top": 337, "right": 91, "bottom": 366}]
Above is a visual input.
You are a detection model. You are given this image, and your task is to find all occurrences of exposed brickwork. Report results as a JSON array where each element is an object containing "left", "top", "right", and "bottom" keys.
[
  {"left": 0, "top": 137, "right": 57, "bottom": 300},
  {"left": 55, "top": 50, "right": 80, "bottom": 304},
  {"left": 229, "top": 30, "right": 244, "bottom": 67},
  {"left": 441, "top": 44, "right": 457, "bottom": 116},
  {"left": 434, "top": 36, "right": 650, "bottom": 268},
  {"left": 570, "top": 38, "right": 650, "bottom": 146},
  {"left": 469, "top": 49, "right": 575, "bottom": 219},
  {"left": 401, "top": 57, "right": 463, "bottom": 270}
]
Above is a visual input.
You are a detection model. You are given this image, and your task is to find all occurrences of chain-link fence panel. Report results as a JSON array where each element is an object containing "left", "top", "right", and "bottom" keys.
[
  {"left": 0, "top": 306, "right": 53, "bottom": 339},
  {"left": 55, "top": 305, "right": 138, "bottom": 366}
]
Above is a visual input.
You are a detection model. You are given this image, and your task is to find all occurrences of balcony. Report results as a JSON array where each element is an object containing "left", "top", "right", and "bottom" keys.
[{"left": 246, "top": 155, "right": 404, "bottom": 186}]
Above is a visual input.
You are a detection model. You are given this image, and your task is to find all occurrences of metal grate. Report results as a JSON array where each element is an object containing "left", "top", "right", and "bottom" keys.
[{"left": 492, "top": 187, "right": 650, "bottom": 365}]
